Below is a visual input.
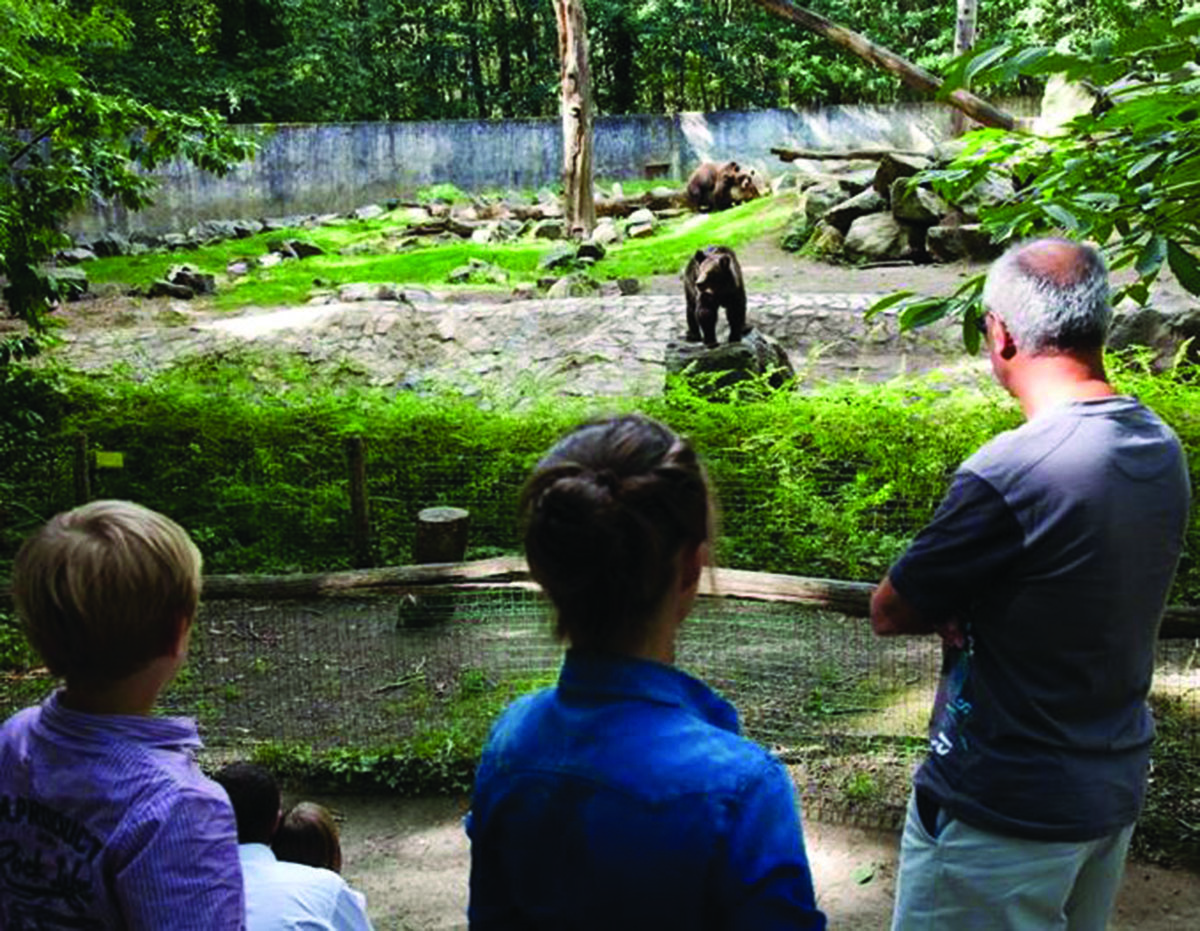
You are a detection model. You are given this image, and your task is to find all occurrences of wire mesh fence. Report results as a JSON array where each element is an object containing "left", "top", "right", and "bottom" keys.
[{"left": 160, "top": 587, "right": 1198, "bottom": 758}]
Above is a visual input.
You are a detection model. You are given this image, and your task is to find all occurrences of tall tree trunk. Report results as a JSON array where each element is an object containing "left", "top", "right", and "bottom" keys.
[
  {"left": 467, "top": 0, "right": 488, "bottom": 118},
  {"left": 609, "top": 11, "right": 636, "bottom": 113},
  {"left": 750, "top": 0, "right": 1015, "bottom": 131},
  {"left": 496, "top": 0, "right": 514, "bottom": 117},
  {"left": 951, "top": 0, "right": 979, "bottom": 136},
  {"left": 554, "top": 0, "right": 595, "bottom": 239}
]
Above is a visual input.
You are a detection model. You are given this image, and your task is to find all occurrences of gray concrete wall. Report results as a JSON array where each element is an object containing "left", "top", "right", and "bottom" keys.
[{"left": 73, "top": 102, "right": 1030, "bottom": 237}]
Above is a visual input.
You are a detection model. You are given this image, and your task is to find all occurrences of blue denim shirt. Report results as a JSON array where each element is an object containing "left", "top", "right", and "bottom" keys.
[{"left": 467, "top": 650, "right": 825, "bottom": 929}]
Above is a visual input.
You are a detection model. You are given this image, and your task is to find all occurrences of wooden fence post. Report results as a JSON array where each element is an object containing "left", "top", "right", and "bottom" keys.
[
  {"left": 345, "top": 436, "right": 372, "bottom": 568},
  {"left": 72, "top": 433, "right": 91, "bottom": 506}
]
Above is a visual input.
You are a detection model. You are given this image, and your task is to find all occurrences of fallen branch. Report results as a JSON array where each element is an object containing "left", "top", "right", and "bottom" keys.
[{"left": 770, "top": 146, "right": 928, "bottom": 162}]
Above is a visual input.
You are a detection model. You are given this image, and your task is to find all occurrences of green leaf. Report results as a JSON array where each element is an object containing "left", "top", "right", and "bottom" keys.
[
  {"left": 1166, "top": 241, "right": 1200, "bottom": 296},
  {"left": 1042, "top": 204, "right": 1080, "bottom": 231},
  {"left": 964, "top": 44, "right": 1013, "bottom": 84},
  {"left": 1127, "top": 152, "right": 1164, "bottom": 180},
  {"left": 1136, "top": 235, "right": 1166, "bottom": 279},
  {"left": 865, "top": 290, "right": 915, "bottom": 321},
  {"left": 899, "top": 299, "right": 953, "bottom": 331},
  {"left": 963, "top": 311, "right": 982, "bottom": 356},
  {"left": 852, "top": 864, "right": 877, "bottom": 885}
]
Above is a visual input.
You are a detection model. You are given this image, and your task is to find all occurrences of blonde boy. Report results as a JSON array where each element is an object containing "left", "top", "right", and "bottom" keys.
[{"left": 0, "top": 500, "right": 245, "bottom": 928}]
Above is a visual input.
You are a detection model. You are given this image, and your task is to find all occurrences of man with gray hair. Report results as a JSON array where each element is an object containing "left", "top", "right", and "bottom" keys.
[{"left": 871, "top": 238, "right": 1191, "bottom": 929}]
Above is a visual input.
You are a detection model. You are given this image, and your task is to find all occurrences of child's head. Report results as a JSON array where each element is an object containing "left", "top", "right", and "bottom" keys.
[
  {"left": 519, "top": 414, "right": 713, "bottom": 652},
  {"left": 12, "top": 500, "right": 202, "bottom": 687},
  {"left": 213, "top": 762, "right": 280, "bottom": 845},
  {"left": 272, "top": 801, "right": 343, "bottom": 873}
]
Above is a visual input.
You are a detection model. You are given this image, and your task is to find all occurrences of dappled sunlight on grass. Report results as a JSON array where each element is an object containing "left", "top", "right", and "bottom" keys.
[{"left": 79, "top": 192, "right": 795, "bottom": 312}]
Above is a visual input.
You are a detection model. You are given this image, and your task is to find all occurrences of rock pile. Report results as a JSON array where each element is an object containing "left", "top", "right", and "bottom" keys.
[
  {"left": 784, "top": 147, "right": 1013, "bottom": 265},
  {"left": 60, "top": 185, "right": 690, "bottom": 263}
]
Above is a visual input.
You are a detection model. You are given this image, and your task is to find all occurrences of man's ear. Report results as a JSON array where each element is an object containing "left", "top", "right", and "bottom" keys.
[{"left": 996, "top": 317, "right": 1018, "bottom": 360}]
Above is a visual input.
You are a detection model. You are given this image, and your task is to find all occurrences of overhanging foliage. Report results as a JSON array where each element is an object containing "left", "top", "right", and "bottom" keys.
[
  {"left": 874, "top": 7, "right": 1200, "bottom": 340},
  {"left": 0, "top": 0, "right": 256, "bottom": 361}
]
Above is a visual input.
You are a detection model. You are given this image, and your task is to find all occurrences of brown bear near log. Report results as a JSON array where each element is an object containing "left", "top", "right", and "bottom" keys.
[
  {"left": 685, "top": 161, "right": 758, "bottom": 212},
  {"left": 684, "top": 246, "right": 748, "bottom": 347}
]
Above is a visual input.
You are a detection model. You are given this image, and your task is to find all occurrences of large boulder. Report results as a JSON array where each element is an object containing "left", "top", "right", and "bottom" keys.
[
  {"left": 591, "top": 218, "right": 623, "bottom": 246},
  {"left": 926, "top": 223, "right": 1003, "bottom": 263},
  {"left": 58, "top": 247, "right": 97, "bottom": 265},
  {"left": 1108, "top": 304, "right": 1200, "bottom": 370},
  {"left": 538, "top": 244, "right": 577, "bottom": 271},
  {"left": 664, "top": 328, "right": 794, "bottom": 397},
  {"left": 545, "top": 274, "right": 600, "bottom": 299},
  {"left": 167, "top": 264, "right": 216, "bottom": 295},
  {"left": 1034, "top": 74, "right": 1097, "bottom": 136},
  {"left": 804, "top": 221, "right": 845, "bottom": 260},
  {"left": 823, "top": 188, "right": 887, "bottom": 234},
  {"left": 191, "top": 219, "right": 240, "bottom": 241},
  {"left": 957, "top": 173, "right": 1017, "bottom": 221},
  {"left": 532, "top": 219, "right": 565, "bottom": 240},
  {"left": 802, "top": 181, "right": 849, "bottom": 225},
  {"left": 90, "top": 233, "right": 131, "bottom": 258},
  {"left": 890, "top": 178, "right": 949, "bottom": 225},
  {"left": 844, "top": 213, "right": 921, "bottom": 262},
  {"left": 873, "top": 153, "right": 932, "bottom": 199}
]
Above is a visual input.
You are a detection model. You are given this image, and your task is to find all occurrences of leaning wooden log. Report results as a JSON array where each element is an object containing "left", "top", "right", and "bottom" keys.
[
  {"left": 770, "top": 146, "right": 928, "bottom": 162},
  {"left": 751, "top": 0, "right": 1017, "bottom": 131}
]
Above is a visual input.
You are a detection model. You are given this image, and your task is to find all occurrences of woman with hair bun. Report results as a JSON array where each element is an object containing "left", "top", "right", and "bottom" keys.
[{"left": 467, "top": 414, "right": 825, "bottom": 929}]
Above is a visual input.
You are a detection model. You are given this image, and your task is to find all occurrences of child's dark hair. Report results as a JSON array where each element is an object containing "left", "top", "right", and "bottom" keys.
[
  {"left": 272, "top": 802, "right": 343, "bottom": 873},
  {"left": 213, "top": 762, "right": 280, "bottom": 845},
  {"left": 519, "top": 414, "right": 712, "bottom": 652}
]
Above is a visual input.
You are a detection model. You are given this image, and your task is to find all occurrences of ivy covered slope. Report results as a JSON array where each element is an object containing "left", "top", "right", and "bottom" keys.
[{"left": 2, "top": 357, "right": 1198, "bottom": 605}]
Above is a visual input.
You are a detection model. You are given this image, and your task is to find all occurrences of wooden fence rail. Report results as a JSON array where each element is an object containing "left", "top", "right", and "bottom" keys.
[{"left": 201, "top": 557, "right": 1200, "bottom": 640}]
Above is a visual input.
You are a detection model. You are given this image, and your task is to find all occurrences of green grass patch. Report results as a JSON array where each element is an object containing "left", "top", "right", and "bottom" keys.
[
  {"left": 81, "top": 193, "right": 791, "bottom": 310},
  {"left": 594, "top": 196, "right": 791, "bottom": 280}
]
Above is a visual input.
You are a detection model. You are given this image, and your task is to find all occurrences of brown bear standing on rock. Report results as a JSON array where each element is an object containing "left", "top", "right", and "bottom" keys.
[
  {"left": 684, "top": 246, "right": 748, "bottom": 347},
  {"left": 686, "top": 161, "right": 752, "bottom": 212}
]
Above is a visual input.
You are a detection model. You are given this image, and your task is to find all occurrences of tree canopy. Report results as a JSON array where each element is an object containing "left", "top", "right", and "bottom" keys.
[
  {"left": 0, "top": 0, "right": 254, "bottom": 361},
  {"left": 69, "top": 1, "right": 1192, "bottom": 124}
]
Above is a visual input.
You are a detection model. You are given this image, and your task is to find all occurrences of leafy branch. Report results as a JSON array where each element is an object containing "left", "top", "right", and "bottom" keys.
[{"left": 871, "top": 9, "right": 1200, "bottom": 344}]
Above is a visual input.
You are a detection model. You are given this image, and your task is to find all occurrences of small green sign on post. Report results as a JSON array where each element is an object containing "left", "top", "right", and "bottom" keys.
[{"left": 94, "top": 451, "right": 125, "bottom": 469}]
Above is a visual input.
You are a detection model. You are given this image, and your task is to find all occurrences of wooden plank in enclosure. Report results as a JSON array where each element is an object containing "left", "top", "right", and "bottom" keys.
[{"left": 198, "top": 557, "right": 1200, "bottom": 638}]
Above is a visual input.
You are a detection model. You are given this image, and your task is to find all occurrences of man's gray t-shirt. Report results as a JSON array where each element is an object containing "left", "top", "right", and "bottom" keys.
[{"left": 891, "top": 396, "right": 1190, "bottom": 841}]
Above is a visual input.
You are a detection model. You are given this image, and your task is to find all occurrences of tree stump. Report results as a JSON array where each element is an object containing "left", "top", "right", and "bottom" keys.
[{"left": 415, "top": 507, "right": 470, "bottom": 564}]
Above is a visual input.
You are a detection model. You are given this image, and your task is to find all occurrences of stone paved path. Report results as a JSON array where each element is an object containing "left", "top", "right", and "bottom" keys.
[{"left": 52, "top": 291, "right": 977, "bottom": 396}]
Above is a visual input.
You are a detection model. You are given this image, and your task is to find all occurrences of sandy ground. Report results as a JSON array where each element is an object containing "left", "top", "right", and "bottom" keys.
[{"left": 303, "top": 793, "right": 1200, "bottom": 930}]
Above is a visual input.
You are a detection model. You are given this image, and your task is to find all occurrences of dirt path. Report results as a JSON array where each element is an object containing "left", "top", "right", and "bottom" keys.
[{"left": 309, "top": 794, "right": 1200, "bottom": 930}]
